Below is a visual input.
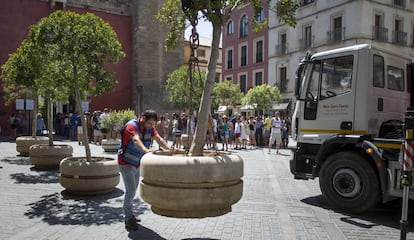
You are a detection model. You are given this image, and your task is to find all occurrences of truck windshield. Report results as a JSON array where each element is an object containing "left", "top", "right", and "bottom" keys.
[{"left": 304, "top": 55, "right": 354, "bottom": 101}]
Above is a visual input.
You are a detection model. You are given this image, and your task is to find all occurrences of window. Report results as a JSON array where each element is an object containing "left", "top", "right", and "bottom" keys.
[
  {"left": 239, "top": 15, "right": 248, "bottom": 37},
  {"left": 280, "top": 67, "right": 288, "bottom": 93},
  {"left": 320, "top": 56, "right": 354, "bottom": 99},
  {"left": 255, "top": 72, "right": 263, "bottom": 86},
  {"left": 256, "top": 40, "right": 263, "bottom": 63},
  {"left": 374, "top": 14, "right": 387, "bottom": 41},
  {"left": 241, "top": 45, "right": 247, "bottom": 66},
  {"left": 394, "top": 0, "right": 405, "bottom": 7},
  {"left": 387, "top": 66, "right": 404, "bottom": 91},
  {"left": 333, "top": 17, "right": 342, "bottom": 41},
  {"left": 240, "top": 74, "right": 247, "bottom": 93},
  {"left": 215, "top": 73, "right": 221, "bottom": 83},
  {"left": 256, "top": 8, "right": 264, "bottom": 22},
  {"left": 281, "top": 33, "right": 287, "bottom": 54},
  {"left": 304, "top": 26, "right": 312, "bottom": 49},
  {"left": 227, "top": 49, "right": 233, "bottom": 69},
  {"left": 226, "top": 20, "right": 234, "bottom": 35},
  {"left": 373, "top": 55, "right": 385, "bottom": 88},
  {"left": 197, "top": 49, "right": 206, "bottom": 57}
]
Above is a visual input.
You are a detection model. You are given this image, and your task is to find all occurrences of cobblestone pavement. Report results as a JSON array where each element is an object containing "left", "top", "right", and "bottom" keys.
[{"left": 0, "top": 137, "right": 414, "bottom": 239}]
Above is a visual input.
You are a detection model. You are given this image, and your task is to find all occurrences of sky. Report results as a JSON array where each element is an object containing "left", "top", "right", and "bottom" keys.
[{"left": 185, "top": 19, "right": 213, "bottom": 39}]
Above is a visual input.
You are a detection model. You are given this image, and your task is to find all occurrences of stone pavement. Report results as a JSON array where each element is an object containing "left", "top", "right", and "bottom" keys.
[{"left": 0, "top": 136, "right": 414, "bottom": 240}]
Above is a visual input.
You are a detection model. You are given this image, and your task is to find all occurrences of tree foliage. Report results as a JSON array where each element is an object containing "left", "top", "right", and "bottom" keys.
[
  {"left": 158, "top": 0, "right": 297, "bottom": 155},
  {"left": 165, "top": 65, "right": 205, "bottom": 111},
  {"left": 212, "top": 80, "right": 243, "bottom": 110},
  {"left": 1, "top": 10, "right": 125, "bottom": 159},
  {"left": 242, "top": 84, "right": 281, "bottom": 112}
]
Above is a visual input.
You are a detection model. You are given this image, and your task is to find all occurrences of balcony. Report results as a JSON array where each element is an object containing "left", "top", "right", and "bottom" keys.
[
  {"left": 392, "top": 30, "right": 407, "bottom": 45},
  {"left": 372, "top": 26, "right": 388, "bottom": 42},
  {"left": 275, "top": 43, "right": 288, "bottom": 56},
  {"left": 298, "top": 38, "right": 313, "bottom": 51},
  {"left": 327, "top": 28, "right": 344, "bottom": 43}
]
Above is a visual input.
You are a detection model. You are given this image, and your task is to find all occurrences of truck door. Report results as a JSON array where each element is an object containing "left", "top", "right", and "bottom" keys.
[{"left": 299, "top": 55, "right": 355, "bottom": 144}]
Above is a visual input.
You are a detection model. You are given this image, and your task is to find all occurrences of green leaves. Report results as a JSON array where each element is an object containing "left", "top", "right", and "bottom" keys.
[
  {"left": 243, "top": 84, "right": 281, "bottom": 111},
  {"left": 165, "top": 65, "right": 205, "bottom": 110}
]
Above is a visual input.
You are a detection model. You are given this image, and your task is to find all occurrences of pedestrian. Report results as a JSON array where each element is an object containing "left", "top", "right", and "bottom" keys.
[
  {"left": 172, "top": 113, "right": 181, "bottom": 149},
  {"left": 35, "top": 113, "right": 46, "bottom": 136},
  {"left": 255, "top": 116, "right": 264, "bottom": 146},
  {"left": 92, "top": 111, "right": 103, "bottom": 145},
  {"left": 9, "top": 113, "right": 18, "bottom": 139},
  {"left": 117, "top": 109, "right": 170, "bottom": 231},
  {"left": 268, "top": 111, "right": 282, "bottom": 154},
  {"left": 220, "top": 115, "right": 229, "bottom": 151}
]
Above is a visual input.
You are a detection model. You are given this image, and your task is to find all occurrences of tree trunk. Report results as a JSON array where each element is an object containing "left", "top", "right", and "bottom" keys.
[
  {"left": 189, "top": 22, "right": 221, "bottom": 156},
  {"left": 47, "top": 97, "right": 53, "bottom": 146},
  {"left": 73, "top": 65, "right": 91, "bottom": 161}
]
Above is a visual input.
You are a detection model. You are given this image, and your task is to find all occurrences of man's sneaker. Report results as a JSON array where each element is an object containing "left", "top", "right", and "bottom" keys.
[
  {"left": 125, "top": 217, "right": 139, "bottom": 230},
  {"left": 132, "top": 215, "right": 141, "bottom": 222}
]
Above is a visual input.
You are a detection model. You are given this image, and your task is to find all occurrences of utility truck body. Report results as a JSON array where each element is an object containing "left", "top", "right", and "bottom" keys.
[{"left": 290, "top": 44, "right": 414, "bottom": 212}]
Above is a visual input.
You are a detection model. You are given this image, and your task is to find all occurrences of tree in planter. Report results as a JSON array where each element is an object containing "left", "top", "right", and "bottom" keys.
[
  {"left": 157, "top": 0, "right": 298, "bottom": 155},
  {"left": 27, "top": 10, "right": 125, "bottom": 161}
]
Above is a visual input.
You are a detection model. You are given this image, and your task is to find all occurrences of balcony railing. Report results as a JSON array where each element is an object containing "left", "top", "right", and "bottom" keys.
[
  {"left": 275, "top": 43, "right": 288, "bottom": 56},
  {"left": 298, "top": 38, "right": 313, "bottom": 51},
  {"left": 327, "top": 28, "right": 344, "bottom": 43},
  {"left": 372, "top": 26, "right": 388, "bottom": 41},
  {"left": 392, "top": 30, "right": 407, "bottom": 45}
]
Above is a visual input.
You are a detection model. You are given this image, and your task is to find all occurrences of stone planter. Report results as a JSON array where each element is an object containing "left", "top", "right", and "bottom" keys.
[
  {"left": 16, "top": 136, "right": 49, "bottom": 157},
  {"left": 101, "top": 139, "right": 120, "bottom": 152},
  {"left": 59, "top": 156, "right": 120, "bottom": 195},
  {"left": 140, "top": 150, "right": 243, "bottom": 218},
  {"left": 29, "top": 144, "right": 73, "bottom": 169}
]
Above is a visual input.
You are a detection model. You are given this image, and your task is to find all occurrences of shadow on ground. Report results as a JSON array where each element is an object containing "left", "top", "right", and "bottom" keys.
[
  {"left": 302, "top": 194, "right": 414, "bottom": 232},
  {"left": 10, "top": 170, "right": 59, "bottom": 184},
  {"left": 127, "top": 225, "right": 167, "bottom": 240},
  {"left": 1, "top": 156, "right": 30, "bottom": 165},
  {"left": 24, "top": 189, "right": 150, "bottom": 226}
]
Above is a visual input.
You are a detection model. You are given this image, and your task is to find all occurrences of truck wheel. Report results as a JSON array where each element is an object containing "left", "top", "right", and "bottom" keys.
[{"left": 319, "top": 152, "right": 380, "bottom": 213}]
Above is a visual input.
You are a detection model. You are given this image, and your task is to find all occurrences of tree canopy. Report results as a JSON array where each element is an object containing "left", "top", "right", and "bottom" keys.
[
  {"left": 242, "top": 84, "right": 281, "bottom": 112},
  {"left": 165, "top": 65, "right": 205, "bottom": 112},
  {"left": 213, "top": 80, "right": 243, "bottom": 110}
]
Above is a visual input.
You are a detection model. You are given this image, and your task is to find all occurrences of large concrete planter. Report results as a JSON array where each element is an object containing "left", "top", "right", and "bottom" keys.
[
  {"left": 16, "top": 136, "right": 49, "bottom": 157},
  {"left": 29, "top": 144, "right": 73, "bottom": 169},
  {"left": 140, "top": 151, "right": 243, "bottom": 218},
  {"left": 59, "top": 156, "right": 120, "bottom": 195},
  {"left": 101, "top": 139, "right": 120, "bottom": 152}
]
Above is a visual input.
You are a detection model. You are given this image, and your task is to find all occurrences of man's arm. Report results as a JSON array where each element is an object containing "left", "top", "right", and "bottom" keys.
[
  {"left": 153, "top": 134, "right": 170, "bottom": 150},
  {"left": 131, "top": 134, "right": 153, "bottom": 153}
]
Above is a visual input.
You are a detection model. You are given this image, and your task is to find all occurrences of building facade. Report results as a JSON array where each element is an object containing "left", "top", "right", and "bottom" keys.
[
  {"left": 0, "top": 0, "right": 183, "bottom": 135},
  {"left": 268, "top": 0, "right": 414, "bottom": 114},
  {"left": 221, "top": 1, "right": 269, "bottom": 116}
]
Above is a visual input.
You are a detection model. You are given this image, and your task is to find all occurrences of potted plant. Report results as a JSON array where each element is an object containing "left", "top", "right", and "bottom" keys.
[
  {"left": 100, "top": 109, "right": 136, "bottom": 152},
  {"left": 2, "top": 10, "right": 125, "bottom": 194}
]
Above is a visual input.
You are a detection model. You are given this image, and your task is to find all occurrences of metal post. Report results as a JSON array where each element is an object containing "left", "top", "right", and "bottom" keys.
[{"left": 401, "top": 107, "right": 414, "bottom": 240}]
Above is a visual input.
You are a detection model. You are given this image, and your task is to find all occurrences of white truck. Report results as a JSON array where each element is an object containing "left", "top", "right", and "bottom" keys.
[{"left": 290, "top": 44, "right": 414, "bottom": 213}]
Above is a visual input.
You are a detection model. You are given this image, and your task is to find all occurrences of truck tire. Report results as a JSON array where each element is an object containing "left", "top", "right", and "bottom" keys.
[{"left": 319, "top": 151, "right": 380, "bottom": 213}]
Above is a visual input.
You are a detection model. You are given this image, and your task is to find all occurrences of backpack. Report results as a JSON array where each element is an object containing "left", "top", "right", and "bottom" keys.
[{"left": 177, "top": 119, "right": 183, "bottom": 130}]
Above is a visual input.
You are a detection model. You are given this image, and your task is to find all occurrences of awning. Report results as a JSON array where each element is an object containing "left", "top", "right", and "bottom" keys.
[
  {"left": 217, "top": 105, "right": 227, "bottom": 113},
  {"left": 272, "top": 100, "right": 290, "bottom": 111},
  {"left": 241, "top": 104, "right": 255, "bottom": 110}
]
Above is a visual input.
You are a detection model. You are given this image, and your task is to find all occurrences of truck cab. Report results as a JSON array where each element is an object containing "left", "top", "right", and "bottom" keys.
[{"left": 290, "top": 44, "right": 414, "bottom": 212}]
